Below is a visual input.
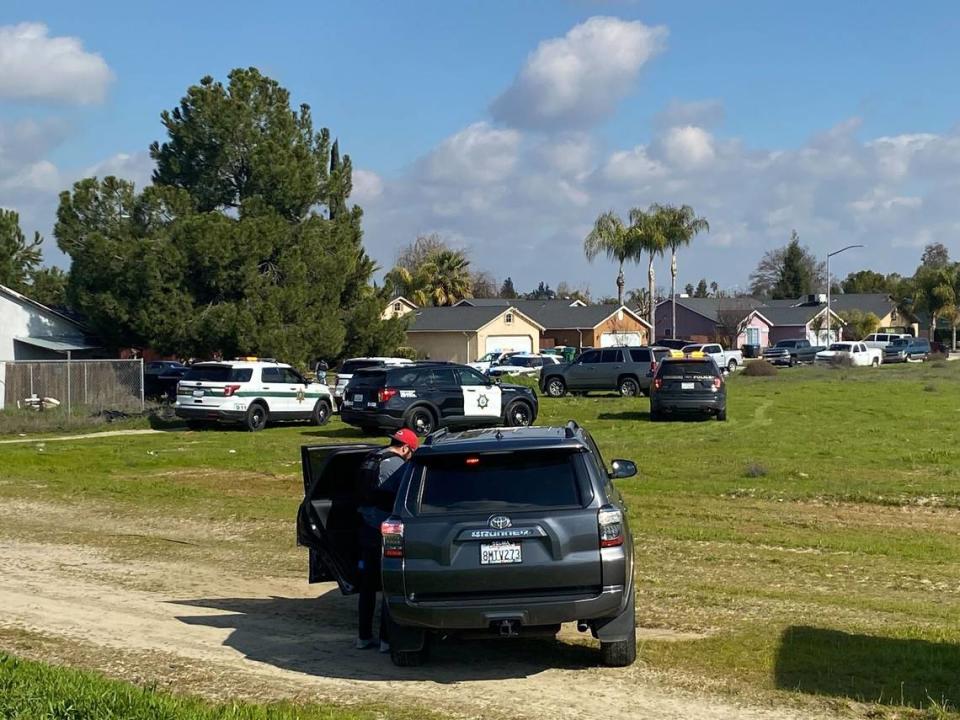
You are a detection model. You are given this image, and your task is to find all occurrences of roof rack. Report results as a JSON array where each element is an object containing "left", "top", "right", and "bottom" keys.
[
  {"left": 564, "top": 420, "right": 581, "bottom": 438},
  {"left": 422, "top": 427, "right": 450, "bottom": 446}
]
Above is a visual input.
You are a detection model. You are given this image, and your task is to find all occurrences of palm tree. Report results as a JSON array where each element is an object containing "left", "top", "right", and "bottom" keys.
[
  {"left": 629, "top": 206, "right": 668, "bottom": 329},
  {"left": 652, "top": 204, "right": 709, "bottom": 339},
  {"left": 420, "top": 249, "right": 472, "bottom": 306},
  {"left": 384, "top": 265, "right": 430, "bottom": 307},
  {"left": 915, "top": 265, "right": 956, "bottom": 340},
  {"left": 583, "top": 211, "right": 639, "bottom": 305}
]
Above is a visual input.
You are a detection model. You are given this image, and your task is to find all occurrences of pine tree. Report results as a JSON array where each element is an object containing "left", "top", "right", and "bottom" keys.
[
  {"left": 499, "top": 276, "right": 517, "bottom": 299},
  {"left": 694, "top": 279, "right": 709, "bottom": 297}
]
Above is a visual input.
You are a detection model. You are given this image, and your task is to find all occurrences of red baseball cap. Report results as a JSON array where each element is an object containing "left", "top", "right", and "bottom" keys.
[{"left": 391, "top": 428, "right": 420, "bottom": 450}]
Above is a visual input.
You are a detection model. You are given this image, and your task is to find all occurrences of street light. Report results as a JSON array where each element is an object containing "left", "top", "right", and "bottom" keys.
[{"left": 825, "top": 244, "right": 865, "bottom": 343}]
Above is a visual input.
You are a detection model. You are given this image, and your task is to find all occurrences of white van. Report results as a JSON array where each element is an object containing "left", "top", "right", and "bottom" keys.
[{"left": 862, "top": 333, "right": 911, "bottom": 350}]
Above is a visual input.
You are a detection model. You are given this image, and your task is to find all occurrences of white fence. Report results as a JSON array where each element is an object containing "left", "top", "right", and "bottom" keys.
[{"left": 0, "top": 359, "right": 144, "bottom": 413}]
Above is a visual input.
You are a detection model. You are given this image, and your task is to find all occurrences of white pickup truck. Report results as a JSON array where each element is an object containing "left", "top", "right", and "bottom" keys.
[
  {"left": 814, "top": 341, "right": 883, "bottom": 367},
  {"left": 681, "top": 343, "right": 743, "bottom": 372}
]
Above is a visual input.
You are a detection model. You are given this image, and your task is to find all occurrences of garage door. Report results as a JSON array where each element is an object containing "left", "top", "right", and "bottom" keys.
[
  {"left": 600, "top": 332, "right": 643, "bottom": 347},
  {"left": 485, "top": 335, "right": 533, "bottom": 354}
]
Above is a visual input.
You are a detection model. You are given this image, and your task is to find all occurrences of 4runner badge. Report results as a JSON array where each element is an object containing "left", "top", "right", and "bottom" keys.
[
  {"left": 477, "top": 393, "right": 489, "bottom": 409},
  {"left": 489, "top": 515, "right": 512, "bottom": 530}
]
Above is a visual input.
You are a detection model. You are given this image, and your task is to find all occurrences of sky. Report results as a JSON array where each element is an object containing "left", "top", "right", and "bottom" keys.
[{"left": 2, "top": 0, "right": 959, "bottom": 297}]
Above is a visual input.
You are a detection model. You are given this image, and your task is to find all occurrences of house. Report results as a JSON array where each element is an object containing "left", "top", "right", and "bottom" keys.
[
  {"left": 0, "top": 284, "right": 101, "bottom": 362},
  {"left": 381, "top": 296, "right": 418, "bottom": 321},
  {"left": 455, "top": 298, "right": 651, "bottom": 348},
  {"left": 749, "top": 304, "right": 844, "bottom": 346},
  {"left": 828, "top": 293, "right": 918, "bottom": 335},
  {"left": 404, "top": 305, "right": 544, "bottom": 363}
]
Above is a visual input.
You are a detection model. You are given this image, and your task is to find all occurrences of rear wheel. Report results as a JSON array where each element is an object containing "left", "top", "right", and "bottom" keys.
[
  {"left": 727, "top": 359, "right": 738, "bottom": 373},
  {"left": 405, "top": 407, "right": 436, "bottom": 436},
  {"left": 245, "top": 403, "right": 268, "bottom": 432},
  {"left": 788, "top": 355, "right": 797, "bottom": 367},
  {"left": 505, "top": 401, "right": 534, "bottom": 427},
  {"left": 618, "top": 377, "right": 640, "bottom": 397},
  {"left": 649, "top": 409, "right": 662, "bottom": 422},
  {"left": 872, "top": 358, "right": 880, "bottom": 368},
  {"left": 312, "top": 399, "right": 332, "bottom": 426},
  {"left": 717, "top": 407, "right": 727, "bottom": 421},
  {"left": 600, "top": 618, "right": 636, "bottom": 667},
  {"left": 545, "top": 378, "right": 567, "bottom": 398}
]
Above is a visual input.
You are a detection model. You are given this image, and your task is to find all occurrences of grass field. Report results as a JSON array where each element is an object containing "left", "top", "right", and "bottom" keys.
[{"left": 2, "top": 361, "right": 959, "bottom": 717}]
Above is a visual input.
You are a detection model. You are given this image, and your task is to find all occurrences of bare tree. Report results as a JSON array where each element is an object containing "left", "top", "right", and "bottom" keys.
[
  {"left": 715, "top": 298, "right": 755, "bottom": 348},
  {"left": 470, "top": 270, "right": 498, "bottom": 298},
  {"left": 396, "top": 233, "right": 449, "bottom": 271}
]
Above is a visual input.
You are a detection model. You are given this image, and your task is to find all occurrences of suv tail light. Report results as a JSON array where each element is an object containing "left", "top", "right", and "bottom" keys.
[
  {"left": 598, "top": 506, "right": 624, "bottom": 548},
  {"left": 713, "top": 377, "right": 722, "bottom": 390},
  {"left": 378, "top": 387, "right": 398, "bottom": 403},
  {"left": 653, "top": 377, "right": 662, "bottom": 391},
  {"left": 223, "top": 384, "right": 242, "bottom": 397},
  {"left": 381, "top": 517, "right": 405, "bottom": 558}
]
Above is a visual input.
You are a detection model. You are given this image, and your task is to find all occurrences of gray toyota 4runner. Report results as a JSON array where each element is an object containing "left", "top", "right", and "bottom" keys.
[{"left": 297, "top": 422, "right": 638, "bottom": 667}]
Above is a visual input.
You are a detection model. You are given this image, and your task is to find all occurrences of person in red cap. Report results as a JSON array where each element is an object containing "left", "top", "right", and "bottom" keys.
[{"left": 355, "top": 428, "right": 419, "bottom": 651}]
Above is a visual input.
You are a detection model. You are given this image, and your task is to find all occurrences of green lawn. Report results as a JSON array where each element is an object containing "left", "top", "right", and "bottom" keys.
[{"left": 2, "top": 361, "right": 959, "bottom": 716}]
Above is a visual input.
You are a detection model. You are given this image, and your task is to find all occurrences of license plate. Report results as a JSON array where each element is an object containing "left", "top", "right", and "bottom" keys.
[
  {"left": 192, "top": 389, "right": 204, "bottom": 398},
  {"left": 480, "top": 542, "right": 522, "bottom": 565},
  {"left": 681, "top": 382, "right": 694, "bottom": 390}
]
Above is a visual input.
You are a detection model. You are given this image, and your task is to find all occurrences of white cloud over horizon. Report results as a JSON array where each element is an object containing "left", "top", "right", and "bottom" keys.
[{"left": 0, "top": 22, "right": 114, "bottom": 105}]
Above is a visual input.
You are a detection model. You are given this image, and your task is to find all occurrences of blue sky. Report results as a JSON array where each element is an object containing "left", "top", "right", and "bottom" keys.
[{"left": 2, "top": 1, "right": 959, "bottom": 295}]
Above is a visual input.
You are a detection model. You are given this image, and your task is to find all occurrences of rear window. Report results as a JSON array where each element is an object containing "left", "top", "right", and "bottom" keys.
[
  {"left": 657, "top": 360, "right": 717, "bottom": 378},
  {"left": 348, "top": 369, "right": 387, "bottom": 388},
  {"left": 182, "top": 365, "right": 252, "bottom": 382},
  {"left": 418, "top": 452, "right": 582, "bottom": 513},
  {"left": 629, "top": 348, "right": 651, "bottom": 362},
  {"left": 340, "top": 360, "right": 383, "bottom": 374}
]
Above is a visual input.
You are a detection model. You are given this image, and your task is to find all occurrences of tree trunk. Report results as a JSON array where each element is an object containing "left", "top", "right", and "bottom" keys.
[
  {"left": 616, "top": 260, "right": 625, "bottom": 306},
  {"left": 670, "top": 249, "right": 677, "bottom": 339},
  {"left": 953, "top": 323, "right": 957, "bottom": 350},
  {"left": 648, "top": 253, "right": 656, "bottom": 330},
  {"left": 930, "top": 314, "right": 938, "bottom": 341}
]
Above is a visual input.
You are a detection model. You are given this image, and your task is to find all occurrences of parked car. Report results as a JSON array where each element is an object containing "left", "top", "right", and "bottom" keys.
[
  {"left": 539, "top": 346, "right": 671, "bottom": 398},
  {"left": 883, "top": 337, "right": 931, "bottom": 363},
  {"left": 332, "top": 357, "right": 412, "bottom": 411},
  {"left": 297, "top": 421, "right": 638, "bottom": 667},
  {"left": 144, "top": 360, "right": 189, "bottom": 400},
  {"left": 680, "top": 343, "right": 743, "bottom": 373},
  {"left": 340, "top": 362, "right": 538, "bottom": 435},
  {"left": 655, "top": 338, "right": 694, "bottom": 351},
  {"left": 469, "top": 351, "right": 521, "bottom": 374},
  {"left": 815, "top": 342, "right": 883, "bottom": 367},
  {"left": 762, "top": 339, "right": 825, "bottom": 366},
  {"left": 487, "top": 353, "right": 561, "bottom": 378},
  {"left": 862, "top": 332, "right": 912, "bottom": 350},
  {"left": 174, "top": 358, "right": 333, "bottom": 431},
  {"left": 650, "top": 355, "right": 726, "bottom": 421},
  {"left": 541, "top": 346, "right": 578, "bottom": 363},
  {"left": 931, "top": 341, "right": 951, "bottom": 357}
]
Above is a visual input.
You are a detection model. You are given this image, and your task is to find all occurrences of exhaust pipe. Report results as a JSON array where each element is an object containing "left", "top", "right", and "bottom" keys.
[{"left": 577, "top": 621, "right": 590, "bottom": 633}]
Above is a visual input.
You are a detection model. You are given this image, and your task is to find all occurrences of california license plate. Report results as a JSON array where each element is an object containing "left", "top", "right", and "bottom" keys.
[
  {"left": 353, "top": 394, "right": 363, "bottom": 404},
  {"left": 192, "top": 389, "right": 204, "bottom": 398},
  {"left": 480, "top": 542, "right": 522, "bottom": 565},
  {"left": 681, "top": 382, "right": 694, "bottom": 390}
]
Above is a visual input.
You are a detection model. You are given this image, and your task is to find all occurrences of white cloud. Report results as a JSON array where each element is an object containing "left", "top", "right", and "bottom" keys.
[
  {"left": 0, "top": 23, "right": 113, "bottom": 104},
  {"left": 84, "top": 151, "right": 154, "bottom": 187},
  {"left": 420, "top": 122, "right": 521, "bottom": 184},
  {"left": 490, "top": 17, "right": 667, "bottom": 130},
  {"left": 654, "top": 125, "right": 716, "bottom": 168},
  {"left": 351, "top": 169, "right": 384, "bottom": 204},
  {"left": 654, "top": 99, "right": 725, "bottom": 129}
]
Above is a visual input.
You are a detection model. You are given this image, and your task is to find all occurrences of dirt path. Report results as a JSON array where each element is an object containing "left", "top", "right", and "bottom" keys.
[
  {"left": 0, "top": 538, "right": 826, "bottom": 720},
  {"left": 0, "top": 428, "right": 162, "bottom": 444}
]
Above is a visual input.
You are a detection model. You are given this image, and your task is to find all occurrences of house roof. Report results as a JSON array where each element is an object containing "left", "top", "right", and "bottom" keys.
[
  {"left": 756, "top": 305, "right": 829, "bottom": 326},
  {"left": 453, "top": 298, "right": 644, "bottom": 329},
  {"left": 387, "top": 295, "right": 418, "bottom": 309},
  {"left": 828, "top": 293, "right": 900, "bottom": 319},
  {"left": 15, "top": 336, "right": 101, "bottom": 353},
  {"left": 658, "top": 296, "right": 763, "bottom": 324},
  {"left": 407, "top": 306, "right": 544, "bottom": 332},
  {"left": 0, "top": 283, "right": 87, "bottom": 330}
]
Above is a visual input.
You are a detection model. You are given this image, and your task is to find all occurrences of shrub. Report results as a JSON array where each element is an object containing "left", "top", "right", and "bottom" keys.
[
  {"left": 929, "top": 352, "right": 948, "bottom": 363},
  {"left": 830, "top": 354, "right": 855, "bottom": 368},
  {"left": 743, "top": 360, "right": 778, "bottom": 377},
  {"left": 744, "top": 462, "right": 768, "bottom": 478},
  {"left": 393, "top": 346, "right": 420, "bottom": 360},
  {"left": 924, "top": 384, "right": 937, "bottom": 393}
]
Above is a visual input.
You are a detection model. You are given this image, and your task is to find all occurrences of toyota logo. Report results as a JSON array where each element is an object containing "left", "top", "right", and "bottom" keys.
[{"left": 489, "top": 515, "right": 512, "bottom": 529}]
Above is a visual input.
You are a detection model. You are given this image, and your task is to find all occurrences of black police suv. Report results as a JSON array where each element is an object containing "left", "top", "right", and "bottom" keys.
[
  {"left": 297, "top": 421, "right": 638, "bottom": 667},
  {"left": 340, "top": 362, "right": 539, "bottom": 435},
  {"left": 649, "top": 355, "right": 727, "bottom": 421}
]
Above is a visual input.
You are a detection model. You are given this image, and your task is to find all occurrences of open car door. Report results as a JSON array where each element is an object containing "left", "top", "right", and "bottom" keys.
[{"left": 297, "top": 443, "right": 377, "bottom": 594}]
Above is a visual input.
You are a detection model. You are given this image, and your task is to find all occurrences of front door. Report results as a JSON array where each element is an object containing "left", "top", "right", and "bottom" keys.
[
  {"left": 595, "top": 348, "right": 625, "bottom": 389},
  {"left": 457, "top": 366, "right": 502, "bottom": 420},
  {"left": 565, "top": 349, "right": 600, "bottom": 390},
  {"left": 281, "top": 367, "right": 313, "bottom": 419}
]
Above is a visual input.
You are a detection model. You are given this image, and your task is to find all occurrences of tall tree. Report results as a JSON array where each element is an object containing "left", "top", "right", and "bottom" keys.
[
  {"left": 0, "top": 209, "right": 42, "bottom": 292},
  {"left": 841, "top": 269, "right": 895, "bottom": 294},
  {"left": 499, "top": 276, "right": 517, "bottom": 299},
  {"left": 470, "top": 270, "right": 498, "bottom": 299},
  {"left": 749, "top": 231, "right": 825, "bottom": 298},
  {"left": 921, "top": 242, "right": 950, "bottom": 269},
  {"left": 684, "top": 282, "right": 695, "bottom": 296},
  {"left": 583, "top": 210, "right": 640, "bottom": 305},
  {"left": 709, "top": 281, "right": 719, "bottom": 296},
  {"left": 396, "top": 233, "right": 448, "bottom": 272},
  {"left": 421, "top": 249, "right": 472, "bottom": 306},
  {"left": 526, "top": 281, "right": 555, "bottom": 300},
  {"left": 694, "top": 279, "right": 709, "bottom": 297},
  {"left": 653, "top": 203, "right": 709, "bottom": 341},
  {"left": 914, "top": 265, "right": 956, "bottom": 340},
  {"left": 629, "top": 206, "right": 667, "bottom": 328},
  {"left": 28, "top": 267, "right": 68, "bottom": 308}
]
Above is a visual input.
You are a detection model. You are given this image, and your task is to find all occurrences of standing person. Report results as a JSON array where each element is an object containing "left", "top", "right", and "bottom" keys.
[{"left": 355, "top": 428, "right": 419, "bottom": 651}]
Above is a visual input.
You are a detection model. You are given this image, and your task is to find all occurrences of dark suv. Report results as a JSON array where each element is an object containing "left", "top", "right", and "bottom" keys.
[
  {"left": 540, "top": 346, "right": 670, "bottom": 398},
  {"left": 650, "top": 356, "right": 727, "bottom": 421},
  {"left": 340, "top": 362, "right": 538, "bottom": 435},
  {"left": 297, "top": 422, "right": 638, "bottom": 667}
]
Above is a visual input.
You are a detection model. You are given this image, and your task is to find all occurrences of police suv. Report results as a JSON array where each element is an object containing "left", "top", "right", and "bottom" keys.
[
  {"left": 340, "top": 362, "right": 539, "bottom": 435},
  {"left": 175, "top": 358, "right": 334, "bottom": 431}
]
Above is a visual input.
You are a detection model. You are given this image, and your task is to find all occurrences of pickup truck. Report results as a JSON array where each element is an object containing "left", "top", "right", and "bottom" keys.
[
  {"left": 762, "top": 339, "right": 824, "bottom": 366},
  {"left": 681, "top": 343, "right": 743, "bottom": 372},
  {"left": 815, "top": 342, "right": 883, "bottom": 367}
]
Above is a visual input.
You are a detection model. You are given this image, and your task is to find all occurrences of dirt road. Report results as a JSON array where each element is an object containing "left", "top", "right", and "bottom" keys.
[{"left": 0, "top": 530, "right": 826, "bottom": 720}]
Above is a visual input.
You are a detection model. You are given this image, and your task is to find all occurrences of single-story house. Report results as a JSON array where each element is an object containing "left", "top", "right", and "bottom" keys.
[
  {"left": 455, "top": 298, "right": 651, "bottom": 348},
  {"left": 381, "top": 296, "right": 418, "bottom": 321},
  {"left": 404, "top": 305, "right": 544, "bottom": 363},
  {"left": 0, "top": 284, "right": 101, "bottom": 362},
  {"left": 828, "top": 293, "right": 918, "bottom": 335},
  {"left": 749, "top": 305, "right": 845, "bottom": 346}
]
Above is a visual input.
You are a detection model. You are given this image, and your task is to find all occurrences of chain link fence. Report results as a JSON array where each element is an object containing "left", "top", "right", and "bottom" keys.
[{"left": 0, "top": 359, "right": 144, "bottom": 413}]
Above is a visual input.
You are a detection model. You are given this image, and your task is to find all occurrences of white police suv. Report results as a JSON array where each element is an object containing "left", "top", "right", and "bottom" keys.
[{"left": 175, "top": 358, "right": 333, "bottom": 431}]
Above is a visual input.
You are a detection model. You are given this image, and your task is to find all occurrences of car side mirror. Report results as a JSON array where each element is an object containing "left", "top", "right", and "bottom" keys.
[{"left": 609, "top": 459, "right": 637, "bottom": 480}]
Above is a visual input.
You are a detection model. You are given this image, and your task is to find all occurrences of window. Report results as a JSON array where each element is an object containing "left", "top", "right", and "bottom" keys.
[
  {"left": 656, "top": 361, "right": 717, "bottom": 378},
  {"left": 261, "top": 367, "right": 282, "bottom": 383},
  {"left": 183, "top": 365, "right": 253, "bottom": 383},
  {"left": 458, "top": 367, "right": 489, "bottom": 386},
  {"left": 578, "top": 350, "right": 600, "bottom": 364},
  {"left": 340, "top": 359, "right": 382, "bottom": 374},
  {"left": 629, "top": 348, "right": 651, "bottom": 362},
  {"left": 746, "top": 327, "right": 760, "bottom": 345},
  {"left": 281, "top": 368, "right": 305, "bottom": 384},
  {"left": 428, "top": 367, "right": 458, "bottom": 386},
  {"left": 504, "top": 312, "right": 514, "bottom": 325},
  {"left": 393, "top": 302, "right": 401, "bottom": 312},
  {"left": 419, "top": 452, "right": 582, "bottom": 513},
  {"left": 600, "top": 349, "right": 622, "bottom": 363}
]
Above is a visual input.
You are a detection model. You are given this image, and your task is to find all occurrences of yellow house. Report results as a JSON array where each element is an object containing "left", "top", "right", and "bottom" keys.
[
  {"left": 381, "top": 296, "right": 418, "bottom": 320},
  {"left": 405, "top": 306, "right": 545, "bottom": 363}
]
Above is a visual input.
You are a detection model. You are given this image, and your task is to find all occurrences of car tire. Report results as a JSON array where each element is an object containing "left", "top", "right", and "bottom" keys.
[
  {"left": 727, "top": 359, "right": 738, "bottom": 373},
  {"left": 717, "top": 408, "right": 727, "bottom": 421},
  {"left": 649, "top": 409, "right": 661, "bottom": 422},
  {"left": 245, "top": 403, "right": 268, "bottom": 432},
  {"left": 872, "top": 358, "right": 880, "bottom": 368},
  {"left": 545, "top": 378, "right": 567, "bottom": 398},
  {"left": 599, "top": 615, "right": 637, "bottom": 668},
  {"left": 405, "top": 407, "right": 436, "bottom": 436},
  {"left": 788, "top": 355, "right": 797, "bottom": 367},
  {"left": 618, "top": 377, "right": 640, "bottom": 397},
  {"left": 312, "top": 399, "right": 332, "bottom": 426},
  {"left": 505, "top": 401, "right": 534, "bottom": 427}
]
